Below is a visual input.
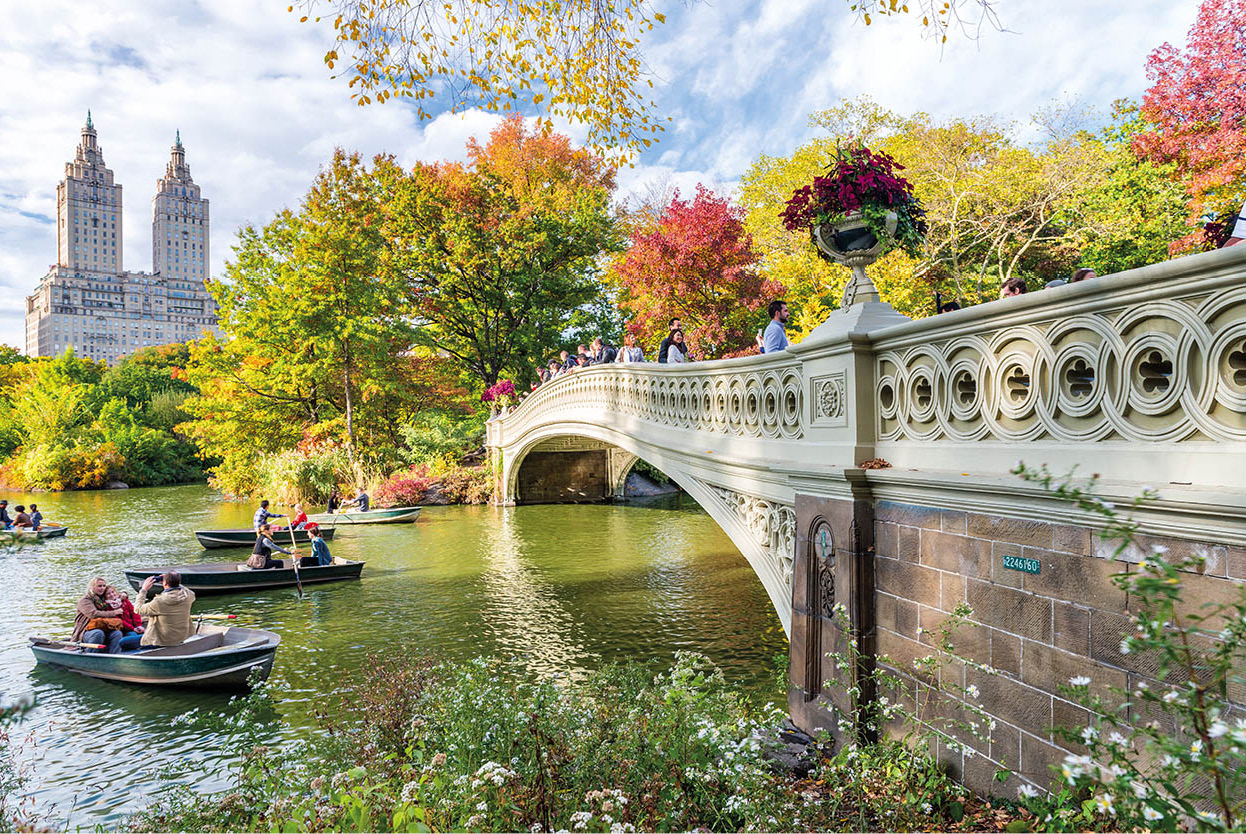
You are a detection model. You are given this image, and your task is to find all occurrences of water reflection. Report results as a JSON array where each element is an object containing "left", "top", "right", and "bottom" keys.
[{"left": 1, "top": 486, "right": 787, "bottom": 825}]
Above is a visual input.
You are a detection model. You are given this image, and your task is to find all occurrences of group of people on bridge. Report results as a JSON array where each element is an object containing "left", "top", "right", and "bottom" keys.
[{"left": 531, "top": 300, "right": 791, "bottom": 389}]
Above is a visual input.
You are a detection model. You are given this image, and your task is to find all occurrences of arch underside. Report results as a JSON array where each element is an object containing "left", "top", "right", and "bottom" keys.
[{"left": 502, "top": 422, "right": 796, "bottom": 635}]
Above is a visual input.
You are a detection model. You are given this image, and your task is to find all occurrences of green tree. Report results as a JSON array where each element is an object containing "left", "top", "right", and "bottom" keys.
[{"left": 390, "top": 115, "right": 619, "bottom": 386}]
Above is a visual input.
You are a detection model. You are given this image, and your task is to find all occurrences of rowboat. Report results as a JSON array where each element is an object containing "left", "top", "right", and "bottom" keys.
[
  {"left": 28, "top": 624, "right": 280, "bottom": 690},
  {"left": 124, "top": 558, "right": 365, "bottom": 595},
  {"left": 0, "top": 524, "right": 69, "bottom": 542},
  {"left": 194, "top": 527, "right": 336, "bottom": 549},
  {"left": 307, "top": 506, "right": 421, "bottom": 525}
]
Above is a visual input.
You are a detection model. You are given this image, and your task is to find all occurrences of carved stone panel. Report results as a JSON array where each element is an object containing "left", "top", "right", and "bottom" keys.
[
  {"left": 810, "top": 372, "right": 847, "bottom": 426},
  {"left": 705, "top": 485, "right": 796, "bottom": 589}
]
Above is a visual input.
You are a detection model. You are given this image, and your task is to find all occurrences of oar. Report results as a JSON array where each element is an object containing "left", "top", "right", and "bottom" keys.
[
  {"left": 196, "top": 614, "right": 238, "bottom": 620},
  {"left": 36, "top": 639, "right": 106, "bottom": 650},
  {"left": 285, "top": 517, "right": 304, "bottom": 600}
]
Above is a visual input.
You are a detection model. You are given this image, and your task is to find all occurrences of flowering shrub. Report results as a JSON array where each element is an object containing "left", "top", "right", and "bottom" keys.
[
  {"left": 481, "top": 380, "right": 517, "bottom": 410},
  {"left": 373, "top": 466, "right": 436, "bottom": 508},
  {"left": 437, "top": 465, "right": 493, "bottom": 504},
  {"left": 780, "top": 143, "right": 927, "bottom": 257}
]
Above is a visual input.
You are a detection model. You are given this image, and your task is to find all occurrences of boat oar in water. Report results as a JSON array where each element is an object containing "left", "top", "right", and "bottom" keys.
[
  {"left": 196, "top": 614, "right": 238, "bottom": 620},
  {"left": 285, "top": 518, "right": 304, "bottom": 600},
  {"left": 31, "top": 638, "right": 106, "bottom": 651}
]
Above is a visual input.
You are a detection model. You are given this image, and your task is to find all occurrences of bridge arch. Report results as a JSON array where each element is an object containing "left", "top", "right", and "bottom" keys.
[{"left": 500, "top": 422, "right": 796, "bottom": 633}]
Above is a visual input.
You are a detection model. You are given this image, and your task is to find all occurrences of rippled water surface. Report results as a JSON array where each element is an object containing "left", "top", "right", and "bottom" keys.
[{"left": 0, "top": 485, "right": 787, "bottom": 825}]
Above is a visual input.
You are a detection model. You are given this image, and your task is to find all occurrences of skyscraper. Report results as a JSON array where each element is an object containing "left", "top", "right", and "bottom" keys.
[{"left": 24, "top": 114, "right": 220, "bottom": 364}]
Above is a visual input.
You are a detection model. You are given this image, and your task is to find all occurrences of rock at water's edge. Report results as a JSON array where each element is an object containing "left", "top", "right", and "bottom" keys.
[
  {"left": 624, "top": 471, "right": 680, "bottom": 498},
  {"left": 105, "top": 481, "right": 129, "bottom": 490}
]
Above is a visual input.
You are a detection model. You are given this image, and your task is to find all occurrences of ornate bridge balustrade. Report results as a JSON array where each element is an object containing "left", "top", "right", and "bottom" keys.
[{"left": 487, "top": 246, "right": 1246, "bottom": 798}]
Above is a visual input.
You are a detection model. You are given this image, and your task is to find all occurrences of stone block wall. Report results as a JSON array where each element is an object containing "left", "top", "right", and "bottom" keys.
[
  {"left": 792, "top": 493, "right": 1246, "bottom": 798},
  {"left": 514, "top": 450, "right": 610, "bottom": 504}
]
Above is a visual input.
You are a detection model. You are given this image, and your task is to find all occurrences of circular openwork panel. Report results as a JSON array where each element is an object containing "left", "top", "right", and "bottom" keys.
[
  {"left": 877, "top": 374, "right": 899, "bottom": 420},
  {"left": 728, "top": 377, "right": 745, "bottom": 433},
  {"left": 1052, "top": 345, "right": 1103, "bottom": 418},
  {"left": 1123, "top": 334, "right": 1182, "bottom": 416},
  {"left": 995, "top": 354, "right": 1036, "bottom": 420},
  {"left": 1215, "top": 326, "right": 1246, "bottom": 409},
  {"left": 779, "top": 371, "right": 803, "bottom": 436},
  {"left": 947, "top": 361, "right": 980, "bottom": 422},
  {"left": 907, "top": 367, "right": 937, "bottom": 424}
]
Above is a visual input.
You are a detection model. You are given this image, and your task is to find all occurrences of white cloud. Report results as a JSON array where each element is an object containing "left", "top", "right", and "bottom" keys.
[{"left": 0, "top": 0, "right": 1205, "bottom": 350}]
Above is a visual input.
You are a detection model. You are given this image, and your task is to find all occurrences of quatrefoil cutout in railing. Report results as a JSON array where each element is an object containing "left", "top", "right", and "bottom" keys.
[
  {"left": 1139, "top": 351, "right": 1173, "bottom": 394},
  {"left": 914, "top": 378, "right": 933, "bottom": 410},
  {"left": 1229, "top": 345, "right": 1246, "bottom": 388},
  {"left": 954, "top": 372, "right": 976, "bottom": 405},
  {"left": 1064, "top": 358, "right": 1095, "bottom": 399},
  {"left": 1005, "top": 367, "right": 1031, "bottom": 402}
]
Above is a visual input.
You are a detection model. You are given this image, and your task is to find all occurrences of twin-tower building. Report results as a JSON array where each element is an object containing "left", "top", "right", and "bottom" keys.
[{"left": 24, "top": 113, "right": 220, "bottom": 364}]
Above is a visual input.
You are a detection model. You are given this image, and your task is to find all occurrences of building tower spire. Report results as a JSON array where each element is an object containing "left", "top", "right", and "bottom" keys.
[{"left": 86, "top": 109, "right": 93, "bottom": 129}]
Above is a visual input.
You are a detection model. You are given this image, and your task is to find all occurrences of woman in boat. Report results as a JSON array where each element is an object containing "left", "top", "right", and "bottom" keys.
[
  {"left": 300, "top": 524, "right": 333, "bottom": 567},
  {"left": 73, "top": 577, "right": 126, "bottom": 653},
  {"left": 247, "top": 523, "right": 293, "bottom": 570},
  {"left": 289, "top": 503, "right": 308, "bottom": 530},
  {"left": 28, "top": 503, "right": 42, "bottom": 530},
  {"left": 11, "top": 505, "right": 31, "bottom": 529},
  {"left": 326, "top": 488, "right": 341, "bottom": 514}
]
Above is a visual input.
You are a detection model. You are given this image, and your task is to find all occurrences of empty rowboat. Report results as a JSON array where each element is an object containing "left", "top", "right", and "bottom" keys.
[
  {"left": 124, "top": 558, "right": 365, "bottom": 595},
  {"left": 194, "top": 527, "right": 336, "bottom": 549},
  {"left": 28, "top": 624, "right": 280, "bottom": 690},
  {"left": 307, "top": 506, "right": 421, "bottom": 525}
]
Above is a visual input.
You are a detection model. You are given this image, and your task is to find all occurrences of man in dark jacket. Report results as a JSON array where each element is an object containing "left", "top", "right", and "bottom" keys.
[
  {"left": 656, "top": 317, "right": 681, "bottom": 364},
  {"left": 591, "top": 337, "right": 616, "bottom": 365}
]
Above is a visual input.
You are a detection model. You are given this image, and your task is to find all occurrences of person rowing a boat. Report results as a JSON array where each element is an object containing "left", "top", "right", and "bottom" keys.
[
  {"left": 252, "top": 499, "right": 285, "bottom": 530},
  {"left": 248, "top": 523, "right": 293, "bottom": 570},
  {"left": 135, "top": 571, "right": 196, "bottom": 647},
  {"left": 341, "top": 487, "right": 370, "bottom": 514}
]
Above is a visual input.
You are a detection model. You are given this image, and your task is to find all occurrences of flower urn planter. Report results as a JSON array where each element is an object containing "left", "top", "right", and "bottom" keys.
[{"left": 811, "top": 210, "right": 898, "bottom": 309}]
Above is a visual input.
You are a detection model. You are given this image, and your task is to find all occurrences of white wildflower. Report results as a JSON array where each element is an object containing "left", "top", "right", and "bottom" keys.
[
  {"left": 1162, "top": 690, "right": 1180, "bottom": 704},
  {"left": 1131, "top": 781, "right": 1149, "bottom": 800},
  {"left": 1142, "top": 806, "right": 1163, "bottom": 822},
  {"left": 1017, "top": 784, "right": 1039, "bottom": 799},
  {"left": 1069, "top": 675, "right": 1092, "bottom": 687},
  {"left": 1209, "top": 721, "right": 1229, "bottom": 739},
  {"left": 965, "top": 684, "right": 980, "bottom": 699},
  {"left": 1119, "top": 639, "right": 1131, "bottom": 655},
  {"left": 1094, "top": 793, "right": 1116, "bottom": 817},
  {"left": 1081, "top": 726, "right": 1098, "bottom": 743}
]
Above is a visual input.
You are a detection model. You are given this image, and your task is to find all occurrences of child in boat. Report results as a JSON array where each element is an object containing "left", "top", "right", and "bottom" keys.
[
  {"left": 29, "top": 504, "right": 42, "bottom": 530},
  {"left": 11, "top": 505, "right": 32, "bottom": 529}
]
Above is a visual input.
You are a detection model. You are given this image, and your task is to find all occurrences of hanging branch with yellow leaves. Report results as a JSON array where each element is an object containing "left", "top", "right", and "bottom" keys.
[{"left": 289, "top": 0, "right": 669, "bottom": 163}]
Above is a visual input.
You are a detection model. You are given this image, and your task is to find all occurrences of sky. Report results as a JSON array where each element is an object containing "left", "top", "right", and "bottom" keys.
[{"left": 0, "top": 0, "right": 1202, "bottom": 351}]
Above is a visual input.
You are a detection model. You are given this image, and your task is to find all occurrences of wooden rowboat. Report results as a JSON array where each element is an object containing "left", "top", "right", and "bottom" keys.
[
  {"left": 124, "top": 558, "right": 365, "bottom": 595},
  {"left": 194, "top": 527, "right": 336, "bottom": 549},
  {"left": 307, "top": 506, "right": 421, "bottom": 525},
  {"left": 28, "top": 624, "right": 279, "bottom": 690},
  {"left": 0, "top": 524, "right": 69, "bottom": 542}
]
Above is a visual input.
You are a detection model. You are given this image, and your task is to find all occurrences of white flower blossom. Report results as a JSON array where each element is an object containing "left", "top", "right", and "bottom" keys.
[
  {"left": 1069, "top": 675, "right": 1092, "bottom": 687},
  {"left": 1142, "top": 806, "right": 1163, "bottom": 822},
  {"left": 1119, "top": 639, "right": 1131, "bottom": 655},
  {"left": 1081, "top": 726, "right": 1098, "bottom": 743},
  {"left": 1094, "top": 793, "right": 1116, "bottom": 816},
  {"left": 965, "top": 684, "right": 980, "bottom": 699},
  {"left": 1017, "top": 784, "right": 1039, "bottom": 799},
  {"left": 1210, "top": 721, "right": 1229, "bottom": 739},
  {"left": 1163, "top": 690, "right": 1180, "bottom": 704},
  {"left": 1131, "top": 781, "right": 1149, "bottom": 799},
  {"left": 1108, "top": 732, "right": 1128, "bottom": 746}
]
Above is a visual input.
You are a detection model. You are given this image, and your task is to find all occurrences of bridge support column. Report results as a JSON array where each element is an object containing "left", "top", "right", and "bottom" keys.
[{"left": 789, "top": 480, "right": 877, "bottom": 746}]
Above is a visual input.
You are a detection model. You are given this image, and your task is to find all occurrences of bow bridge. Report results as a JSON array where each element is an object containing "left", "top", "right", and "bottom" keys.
[{"left": 486, "top": 247, "right": 1246, "bottom": 794}]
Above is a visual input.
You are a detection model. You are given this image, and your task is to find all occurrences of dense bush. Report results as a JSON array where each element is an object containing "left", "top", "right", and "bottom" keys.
[
  {"left": 398, "top": 410, "right": 486, "bottom": 469},
  {"left": 373, "top": 468, "right": 435, "bottom": 508},
  {"left": 254, "top": 448, "right": 354, "bottom": 506},
  {"left": 436, "top": 465, "right": 493, "bottom": 504}
]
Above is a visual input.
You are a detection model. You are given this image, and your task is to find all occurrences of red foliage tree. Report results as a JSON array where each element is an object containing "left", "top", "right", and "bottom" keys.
[
  {"left": 611, "top": 185, "right": 786, "bottom": 359},
  {"left": 1134, "top": 0, "right": 1246, "bottom": 250}
]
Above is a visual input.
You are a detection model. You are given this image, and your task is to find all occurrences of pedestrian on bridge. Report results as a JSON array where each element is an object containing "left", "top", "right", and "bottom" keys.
[
  {"left": 759, "top": 299, "right": 790, "bottom": 354},
  {"left": 616, "top": 331, "right": 645, "bottom": 363},
  {"left": 656, "top": 317, "right": 681, "bottom": 364},
  {"left": 666, "top": 329, "right": 692, "bottom": 363}
]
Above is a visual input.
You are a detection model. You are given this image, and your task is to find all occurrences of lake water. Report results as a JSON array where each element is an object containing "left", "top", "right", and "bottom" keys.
[{"left": 0, "top": 484, "right": 787, "bottom": 826}]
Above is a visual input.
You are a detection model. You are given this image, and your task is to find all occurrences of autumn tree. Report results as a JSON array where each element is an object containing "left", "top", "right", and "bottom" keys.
[
  {"left": 1134, "top": 0, "right": 1246, "bottom": 250},
  {"left": 183, "top": 150, "right": 424, "bottom": 490},
  {"left": 390, "top": 115, "right": 619, "bottom": 387},
  {"left": 609, "top": 184, "right": 784, "bottom": 359}
]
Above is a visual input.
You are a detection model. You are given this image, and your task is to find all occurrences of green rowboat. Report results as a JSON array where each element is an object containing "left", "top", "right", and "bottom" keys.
[
  {"left": 194, "top": 527, "right": 336, "bottom": 549},
  {"left": 125, "top": 558, "right": 365, "bottom": 595},
  {"left": 29, "top": 624, "right": 279, "bottom": 690},
  {"left": 307, "top": 506, "right": 421, "bottom": 525}
]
